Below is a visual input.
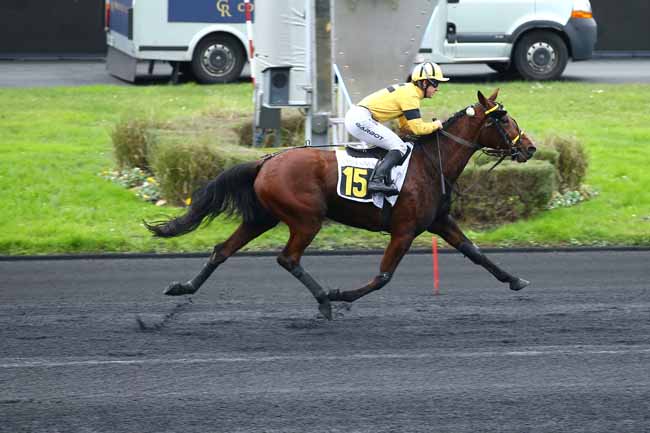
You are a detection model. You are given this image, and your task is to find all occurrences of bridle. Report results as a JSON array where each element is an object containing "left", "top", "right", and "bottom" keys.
[
  {"left": 480, "top": 103, "right": 526, "bottom": 161},
  {"left": 439, "top": 102, "right": 525, "bottom": 161},
  {"left": 424, "top": 102, "right": 527, "bottom": 195}
]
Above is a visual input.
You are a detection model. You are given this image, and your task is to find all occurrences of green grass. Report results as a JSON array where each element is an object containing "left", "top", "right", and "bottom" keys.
[{"left": 1, "top": 82, "right": 649, "bottom": 255}]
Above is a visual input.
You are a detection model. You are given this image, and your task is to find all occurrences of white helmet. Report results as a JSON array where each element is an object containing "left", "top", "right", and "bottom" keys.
[{"left": 411, "top": 62, "right": 450, "bottom": 83}]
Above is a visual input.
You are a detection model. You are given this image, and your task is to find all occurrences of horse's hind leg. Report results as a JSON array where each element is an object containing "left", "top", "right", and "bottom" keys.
[
  {"left": 429, "top": 215, "right": 529, "bottom": 291},
  {"left": 165, "top": 221, "right": 278, "bottom": 296},
  {"left": 328, "top": 231, "right": 415, "bottom": 303},
  {"left": 276, "top": 223, "right": 333, "bottom": 320}
]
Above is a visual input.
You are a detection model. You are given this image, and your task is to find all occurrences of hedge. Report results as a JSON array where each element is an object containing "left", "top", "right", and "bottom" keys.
[
  {"left": 452, "top": 160, "right": 557, "bottom": 224},
  {"left": 150, "top": 134, "right": 265, "bottom": 205},
  {"left": 109, "top": 114, "right": 588, "bottom": 224},
  {"left": 110, "top": 117, "right": 158, "bottom": 170}
]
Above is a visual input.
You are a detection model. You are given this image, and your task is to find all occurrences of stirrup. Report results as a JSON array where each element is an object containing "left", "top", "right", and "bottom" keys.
[{"left": 368, "top": 180, "right": 398, "bottom": 196}]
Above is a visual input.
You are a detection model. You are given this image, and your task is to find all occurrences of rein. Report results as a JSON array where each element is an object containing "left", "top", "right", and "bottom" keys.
[
  {"left": 425, "top": 102, "right": 522, "bottom": 199},
  {"left": 261, "top": 143, "right": 336, "bottom": 162}
]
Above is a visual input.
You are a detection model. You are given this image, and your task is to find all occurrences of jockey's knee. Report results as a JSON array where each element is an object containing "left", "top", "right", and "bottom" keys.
[{"left": 384, "top": 141, "right": 407, "bottom": 157}]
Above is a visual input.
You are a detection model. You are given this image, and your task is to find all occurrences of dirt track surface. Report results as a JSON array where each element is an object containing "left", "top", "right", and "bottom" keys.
[{"left": 1, "top": 250, "right": 649, "bottom": 432}]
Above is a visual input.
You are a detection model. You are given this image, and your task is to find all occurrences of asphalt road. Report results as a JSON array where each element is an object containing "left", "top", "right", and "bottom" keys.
[
  {"left": 1, "top": 250, "right": 649, "bottom": 432},
  {"left": 1, "top": 58, "right": 650, "bottom": 87}
]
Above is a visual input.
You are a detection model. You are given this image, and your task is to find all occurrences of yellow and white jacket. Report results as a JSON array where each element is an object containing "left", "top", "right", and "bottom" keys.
[{"left": 358, "top": 82, "right": 439, "bottom": 135}]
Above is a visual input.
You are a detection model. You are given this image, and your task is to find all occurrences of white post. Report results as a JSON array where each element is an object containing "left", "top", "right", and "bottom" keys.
[
  {"left": 244, "top": 0, "right": 255, "bottom": 84},
  {"left": 305, "top": 0, "right": 313, "bottom": 145}
]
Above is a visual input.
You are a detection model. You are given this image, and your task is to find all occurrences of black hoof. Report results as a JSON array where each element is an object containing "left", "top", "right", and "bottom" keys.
[
  {"left": 509, "top": 278, "right": 529, "bottom": 291},
  {"left": 164, "top": 281, "right": 196, "bottom": 296},
  {"left": 318, "top": 299, "right": 333, "bottom": 320}
]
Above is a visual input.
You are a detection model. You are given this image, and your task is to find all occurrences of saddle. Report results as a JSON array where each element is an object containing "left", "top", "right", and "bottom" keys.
[{"left": 345, "top": 145, "right": 412, "bottom": 165}]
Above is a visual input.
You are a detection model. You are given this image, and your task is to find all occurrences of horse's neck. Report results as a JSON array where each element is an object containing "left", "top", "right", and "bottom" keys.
[{"left": 438, "top": 121, "right": 479, "bottom": 183}]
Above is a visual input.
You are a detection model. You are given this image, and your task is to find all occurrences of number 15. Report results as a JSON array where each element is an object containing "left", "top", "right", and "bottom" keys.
[{"left": 342, "top": 167, "right": 368, "bottom": 198}]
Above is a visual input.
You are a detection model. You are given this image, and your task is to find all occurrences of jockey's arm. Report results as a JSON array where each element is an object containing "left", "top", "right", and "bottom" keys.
[
  {"left": 398, "top": 111, "right": 440, "bottom": 135},
  {"left": 398, "top": 96, "right": 440, "bottom": 135}
]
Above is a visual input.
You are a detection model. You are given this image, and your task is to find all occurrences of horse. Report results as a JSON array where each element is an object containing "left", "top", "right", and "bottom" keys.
[{"left": 145, "top": 89, "right": 537, "bottom": 320}]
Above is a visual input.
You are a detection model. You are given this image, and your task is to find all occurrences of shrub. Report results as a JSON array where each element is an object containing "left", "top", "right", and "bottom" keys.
[
  {"left": 237, "top": 111, "right": 306, "bottom": 147},
  {"left": 543, "top": 135, "right": 588, "bottom": 192},
  {"left": 150, "top": 136, "right": 265, "bottom": 205},
  {"left": 452, "top": 160, "right": 557, "bottom": 224},
  {"left": 110, "top": 117, "right": 158, "bottom": 170}
]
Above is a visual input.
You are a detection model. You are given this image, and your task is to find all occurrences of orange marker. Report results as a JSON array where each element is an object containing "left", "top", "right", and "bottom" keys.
[{"left": 432, "top": 237, "right": 440, "bottom": 295}]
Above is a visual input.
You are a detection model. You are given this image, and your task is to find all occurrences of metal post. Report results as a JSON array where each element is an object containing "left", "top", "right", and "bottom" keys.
[
  {"left": 308, "top": 0, "right": 332, "bottom": 146},
  {"left": 305, "top": 0, "right": 313, "bottom": 145}
]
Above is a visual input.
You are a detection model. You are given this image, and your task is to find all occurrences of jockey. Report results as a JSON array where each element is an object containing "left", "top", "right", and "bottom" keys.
[{"left": 344, "top": 62, "right": 449, "bottom": 195}]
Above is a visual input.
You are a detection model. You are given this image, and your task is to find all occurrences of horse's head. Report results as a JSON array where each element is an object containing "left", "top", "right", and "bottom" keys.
[{"left": 473, "top": 89, "right": 536, "bottom": 163}]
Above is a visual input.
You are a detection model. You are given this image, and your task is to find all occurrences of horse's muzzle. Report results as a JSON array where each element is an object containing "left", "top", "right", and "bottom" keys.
[
  {"left": 515, "top": 145, "right": 536, "bottom": 163},
  {"left": 526, "top": 145, "right": 536, "bottom": 159}
]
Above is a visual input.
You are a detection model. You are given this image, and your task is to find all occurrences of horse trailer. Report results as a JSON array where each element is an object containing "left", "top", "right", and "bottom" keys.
[{"left": 105, "top": 0, "right": 252, "bottom": 83}]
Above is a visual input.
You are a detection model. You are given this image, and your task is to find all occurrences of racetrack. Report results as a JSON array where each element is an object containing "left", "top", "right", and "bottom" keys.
[{"left": 1, "top": 250, "right": 649, "bottom": 432}]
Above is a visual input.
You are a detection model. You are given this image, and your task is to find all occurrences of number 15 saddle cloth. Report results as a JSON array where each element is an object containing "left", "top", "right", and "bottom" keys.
[{"left": 335, "top": 143, "right": 414, "bottom": 209}]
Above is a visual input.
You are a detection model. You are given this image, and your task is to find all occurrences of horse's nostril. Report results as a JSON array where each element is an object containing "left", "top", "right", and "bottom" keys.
[{"left": 527, "top": 146, "right": 537, "bottom": 157}]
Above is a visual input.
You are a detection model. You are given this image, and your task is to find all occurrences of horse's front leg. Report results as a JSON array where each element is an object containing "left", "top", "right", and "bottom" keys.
[
  {"left": 429, "top": 215, "right": 529, "bottom": 291},
  {"left": 328, "top": 231, "right": 415, "bottom": 303}
]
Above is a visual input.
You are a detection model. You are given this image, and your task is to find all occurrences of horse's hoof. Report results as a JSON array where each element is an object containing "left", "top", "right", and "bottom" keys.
[
  {"left": 318, "top": 300, "right": 333, "bottom": 320},
  {"left": 509, "top": 278, "right": 529, "bottom": 291},
  {"left": 164, "top": 281, "right": 196, "bottom": 296}
]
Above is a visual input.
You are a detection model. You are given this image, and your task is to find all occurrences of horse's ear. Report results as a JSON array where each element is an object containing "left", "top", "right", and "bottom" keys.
[
  {"left": 489, "top": 88, "right": 500, "bottom": 101},
  {"left": 477, "top": 91, "right": 488, "bottom": 107}
]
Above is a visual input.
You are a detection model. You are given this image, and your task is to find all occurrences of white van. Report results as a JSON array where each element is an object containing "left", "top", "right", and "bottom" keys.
[{"left": 419, "top": 0, "right": 597, "bottom": 80}]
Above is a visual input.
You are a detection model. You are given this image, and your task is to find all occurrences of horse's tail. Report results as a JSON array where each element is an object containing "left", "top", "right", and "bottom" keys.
[{"left": 145, "top": 160, "right": 271, "bottom": 238}]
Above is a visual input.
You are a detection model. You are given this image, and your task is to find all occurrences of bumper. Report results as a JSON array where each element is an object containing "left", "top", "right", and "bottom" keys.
[
  {"left": 106, "top": 46, "right": 137, "bottom": 82},
  {"left": 565, "top": 17, "right": 598, "bottom": 61}
]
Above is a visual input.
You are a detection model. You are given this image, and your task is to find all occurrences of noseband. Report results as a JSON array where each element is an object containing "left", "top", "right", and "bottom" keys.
[
  {"left": 439, "top": 102, "right": 525, "bottom": 161},
  {"left": 481, "top": 103, "right": 525, "bottom": 160},
  {"left": 426, "top": 102, "right": 527, "bottom": 196}
]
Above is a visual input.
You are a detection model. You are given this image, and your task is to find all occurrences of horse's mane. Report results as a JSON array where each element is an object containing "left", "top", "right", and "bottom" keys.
[
  {"left": 411, "top": 106, "right": 469, "bottom": 145},
  {"left": 442, "top": 108, "right": 468, "bottom": 129}
]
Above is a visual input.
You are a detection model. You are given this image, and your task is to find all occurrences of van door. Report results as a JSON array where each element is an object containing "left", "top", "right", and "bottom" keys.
[
  {"left": 420, "top": 0, "right": 456, "bottom": 63},
  {"left": 447, "top": 0, "right": 535, "bottom": 60}
]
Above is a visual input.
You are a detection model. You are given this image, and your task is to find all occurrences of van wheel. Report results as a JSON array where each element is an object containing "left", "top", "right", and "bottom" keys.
[
  {"left": 191, "top": 35, "right": 245, "bottom": 84},
  {"left": 513, "top": 31, "right": 568, "bottom": 81}
]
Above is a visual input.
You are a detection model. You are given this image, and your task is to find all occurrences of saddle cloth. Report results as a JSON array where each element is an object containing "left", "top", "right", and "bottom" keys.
[{"left": 335, "top": 143, "right": 414, "bottom": 209}]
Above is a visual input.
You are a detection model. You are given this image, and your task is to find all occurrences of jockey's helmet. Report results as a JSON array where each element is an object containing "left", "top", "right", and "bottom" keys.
[{"left": 410, "top": 62, "right": 450, "bottom": 84}]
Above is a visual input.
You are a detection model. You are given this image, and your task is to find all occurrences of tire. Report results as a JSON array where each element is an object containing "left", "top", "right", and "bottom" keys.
[
  {"left": 513, "top": 30, "right": 568, "bottom": 81},
  {"left": 191, "top": 34, "right": 245, "bottom": 84}
]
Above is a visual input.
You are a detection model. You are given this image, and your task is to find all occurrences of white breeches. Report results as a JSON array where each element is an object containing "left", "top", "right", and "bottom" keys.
[{"left": 344, "top": 105, "right": 407, "bottom": 156}]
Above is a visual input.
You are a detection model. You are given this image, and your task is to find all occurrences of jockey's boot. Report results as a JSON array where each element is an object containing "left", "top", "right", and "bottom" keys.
[{"left": 368, "top": 149, "right": 403, "bottom": 196}]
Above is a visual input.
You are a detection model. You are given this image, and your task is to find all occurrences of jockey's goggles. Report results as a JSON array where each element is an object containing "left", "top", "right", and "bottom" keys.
[{"left": 426, "top": 79, "right": 440, "bottom": 88}]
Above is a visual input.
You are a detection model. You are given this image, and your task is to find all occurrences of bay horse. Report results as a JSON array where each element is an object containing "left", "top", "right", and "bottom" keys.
[{"left": 145, "top": 89, "right": 537, "bottom": 320}]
